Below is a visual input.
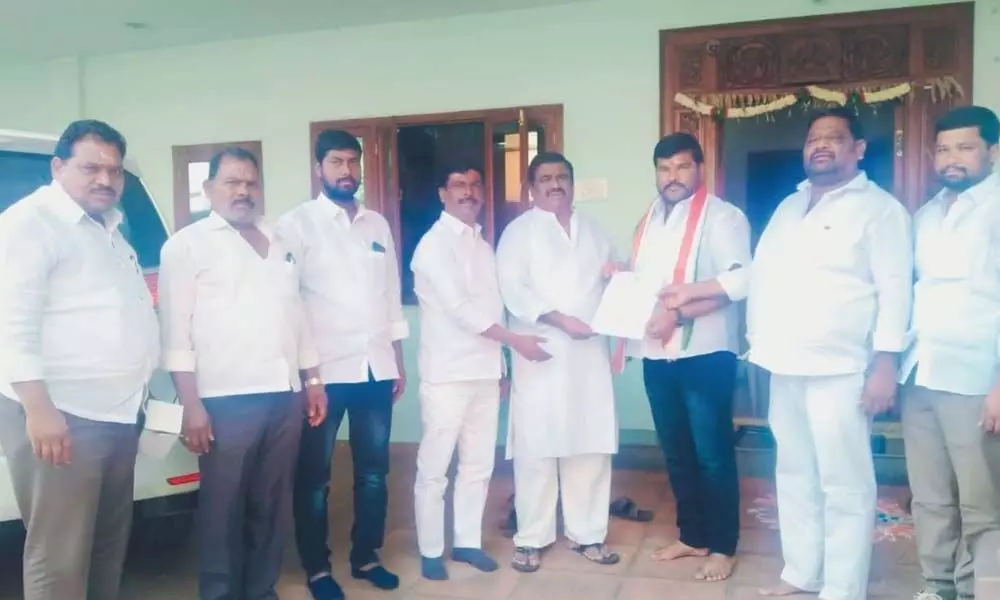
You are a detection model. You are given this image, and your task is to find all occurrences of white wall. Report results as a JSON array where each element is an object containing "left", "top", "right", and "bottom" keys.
[{"left": 1, "top": 0, "right": 998, "bottom": 441}]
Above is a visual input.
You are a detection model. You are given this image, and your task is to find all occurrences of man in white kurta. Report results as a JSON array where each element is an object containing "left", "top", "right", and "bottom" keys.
[
  {"left": 748, "top": 108, "right": 912, "bottom": 600},
  {"left": 900, "top": 105, "right": 1000, "bottom": 600},
  {"left": 411, "top": 163, "right": 551, "bottom": 581},
  {"left": 496, "top": 152, "right": 620, "bottom": 573}
]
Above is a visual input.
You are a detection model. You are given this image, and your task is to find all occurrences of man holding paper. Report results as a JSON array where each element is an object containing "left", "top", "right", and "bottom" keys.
[
  {"left": 616, "top": 132, "right": 751, "bottom": 582},
  {"left": 159, "top": 148, "right": 328, "bottom": 600},
  {"left": 496, "top": 151, "right": 621, "bottom": 573}
]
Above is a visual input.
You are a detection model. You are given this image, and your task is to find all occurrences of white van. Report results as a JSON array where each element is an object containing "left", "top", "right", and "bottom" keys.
[{"left": 0, "top": 129, "right": 199, "bottom": 548}]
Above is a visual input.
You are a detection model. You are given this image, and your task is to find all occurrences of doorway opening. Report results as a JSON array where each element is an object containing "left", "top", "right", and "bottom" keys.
[{"left": 722, "top": 105, "right": 897, "bottom": 249}]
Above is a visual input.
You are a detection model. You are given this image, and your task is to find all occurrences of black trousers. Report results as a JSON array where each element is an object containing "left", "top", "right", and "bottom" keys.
[
  {"left": 293, "top": 376, "right": 394, "bottom": 575},
  {"left": 643, "top": 351, "right": 740, "bottom": 556},
  {"left": 197, "top": 391, "right": 302, "bottom": 600}
]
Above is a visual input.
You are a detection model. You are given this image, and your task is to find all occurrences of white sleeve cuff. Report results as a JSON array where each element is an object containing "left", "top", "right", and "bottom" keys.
[
  {"left": 162, "top": 350, "right": 197, "bottom": 372},
  {"left": 390, "top": 320, "right": 410, "bottom": 341}
]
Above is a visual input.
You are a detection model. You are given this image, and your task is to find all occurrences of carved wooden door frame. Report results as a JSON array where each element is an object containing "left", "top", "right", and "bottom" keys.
[{"left": 660, "top": 3, "right": 974, "bottom": 212}]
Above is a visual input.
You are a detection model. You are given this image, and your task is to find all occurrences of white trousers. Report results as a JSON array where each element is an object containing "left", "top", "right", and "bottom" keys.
[
  {"left": 769, "top": 373, "right": 876, "bottom": 600},
  {"left": 512, "top": 453, "right": 612, "bottom": 549},
  {"left": 413, "top": 379, "right": 500, "bottom": 558}
]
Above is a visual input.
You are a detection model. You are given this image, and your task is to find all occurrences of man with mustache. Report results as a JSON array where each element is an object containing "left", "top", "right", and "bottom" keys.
[
  {"left": 0, "top": 120, "right": 160, "bottom": 600},
  {"left": 748, "top": 107, "right": 912, "bottom": 600},
  {"left": 410, "top": 162, "right": 551, "bottom": 580},
  {"left": 900, "top": 105, "right": 1000, "bottom": 600},
  {"left": 496, "top": 152, "right": 621, "bottom": 573},
  {"left": 159, "top": 147, "right": 328, "bottom": 600},
  {"left": 618, "top": 132, "right": 750, "bottom": 582},
  {"left": 275, "top": 130, "right": 408, "bottom": 600}
]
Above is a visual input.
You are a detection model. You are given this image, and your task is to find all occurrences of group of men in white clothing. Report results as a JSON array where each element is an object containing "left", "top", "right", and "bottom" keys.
[{"left": 0, "top": 101, "right": 997, "bottom": 600}]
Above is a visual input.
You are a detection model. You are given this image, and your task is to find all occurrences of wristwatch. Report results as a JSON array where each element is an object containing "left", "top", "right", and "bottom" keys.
[{"left": 304, "top": 376, "right": 323, "bottom": 388}]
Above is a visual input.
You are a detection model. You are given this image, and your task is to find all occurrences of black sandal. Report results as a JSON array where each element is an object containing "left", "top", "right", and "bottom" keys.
[{"left": 609, "top": 497, "right": 654, "bottom": 522}]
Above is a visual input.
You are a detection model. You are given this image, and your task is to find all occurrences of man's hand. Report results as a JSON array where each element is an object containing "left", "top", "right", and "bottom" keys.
[
  {"left": 181, "top": 400, "right": 214, "bottom": 455},
  {"left": 25, "top": 404, "right": 72, "bottom": 466},
  {"left": 393, "top": 370, "right": 407, "bottom": 403},
  {"left": 860, "top": 358, "right": 897, "bottom": 416},
  {"left": 305, "top": 385, "right": 328, "bottom": 427},
  {"left": 601, "top": 261, "right": 629, "bottom": 279},
  {"left": 547, "top": 313, "right": 595, "bottom": 340},
  {"left": 981, "top": 389, "right": 1000, "bottom": 434},
  {"left": 658, "top": 283, "right": 694, "bottom": 310},
  {"left": 646, "top": 304, "right": 679, "bottom": 343},
  {"left": 510, "top": 334, "right": 552, "bottom": 362}
]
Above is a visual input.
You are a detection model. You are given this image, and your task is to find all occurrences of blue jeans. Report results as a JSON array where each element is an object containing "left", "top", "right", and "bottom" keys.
[
  {"left": 642, "top": 351, "right": 740, "bottom": 556},
  {"left": 293, "top": 377, "right": 394, "bottom": 576}
]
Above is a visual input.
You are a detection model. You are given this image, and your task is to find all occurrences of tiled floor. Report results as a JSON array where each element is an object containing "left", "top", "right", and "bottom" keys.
[{"left": 0, "top": 444, "right": 922, "bottom": 599}]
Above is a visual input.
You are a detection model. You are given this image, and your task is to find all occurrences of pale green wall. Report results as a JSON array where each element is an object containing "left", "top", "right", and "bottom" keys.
[{"left": 2, "top": 0, "right": 999, "bottom": 442}]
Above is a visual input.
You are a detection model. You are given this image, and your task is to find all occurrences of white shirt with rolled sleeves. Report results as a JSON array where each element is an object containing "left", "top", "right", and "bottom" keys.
[
  {"left": 157, "top": 213, "right": 320, "bottom": 398},
  {"left": 410, "top": 212, "right": 504, "bottom": 385},
  {"left": 627, "top": 194, "right": 752, "bottom": 360},
  {"left": 900, "top": 173, "right": 1000, "bottom": 396},
  {"left": 496, "top": 208, "right": 618, "bottom": 460},
  {"left": 0, "top": 183, "right": 159, "bottom": 424},
  {"left": 747, "top": 172, "right": 913, "bottom": 376},
  {"left": 274, "top": 195, "right": 408, "bottom": 384}
]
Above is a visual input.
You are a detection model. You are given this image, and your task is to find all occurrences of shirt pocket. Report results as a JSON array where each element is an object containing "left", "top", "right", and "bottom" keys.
[{"left": 800, "top": 216, "right": 865, "bottom": 274}]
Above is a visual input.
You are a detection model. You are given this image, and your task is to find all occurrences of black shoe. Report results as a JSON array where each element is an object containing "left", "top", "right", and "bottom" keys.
[
  {"left": 420, "top": 555, "right": 449, "bottom": 580},
  {"left": 306, "top": 574, "right": 345, "bottom": 600},
  {"left": 452, "top": 547, "right": 499, "bottom": 572},
  {"left": 351, "top": 562, "right": 400, "bottom": 590}
]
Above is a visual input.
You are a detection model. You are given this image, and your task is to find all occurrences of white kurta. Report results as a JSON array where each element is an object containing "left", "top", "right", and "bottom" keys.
[{"left": 496, "top": 208, "right": 618, "bottom": 461}]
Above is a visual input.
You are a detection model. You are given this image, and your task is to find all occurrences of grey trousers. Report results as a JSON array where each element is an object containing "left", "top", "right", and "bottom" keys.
[
  {"left": 0, "top": 396, "right": 139, "bottom": 600},
  {"left": 902, "top": 385, "right": 1000, "bottom": 599},
  {"left": 197, "top": 391, "right": 303, "bottom": 600}
]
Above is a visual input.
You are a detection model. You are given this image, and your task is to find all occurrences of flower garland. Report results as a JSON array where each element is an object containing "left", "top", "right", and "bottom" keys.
[{"left": 675, "top": 76, "right": 962, "bottom": 122}]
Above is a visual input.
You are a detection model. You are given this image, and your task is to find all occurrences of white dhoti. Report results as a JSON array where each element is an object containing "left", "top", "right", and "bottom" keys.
[
  {"left": 512, "top": 453, "right": 612, "bottom": 549},
  {"left": 413, "top": 379, "right": 500, "bottom": 558},
  {"left": 769, "top": 372, "right": 876, "bottom": 600}
]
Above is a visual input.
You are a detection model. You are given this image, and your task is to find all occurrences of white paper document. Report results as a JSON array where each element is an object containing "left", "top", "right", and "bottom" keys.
[
  {"left": 590, "top": 272, "right": 660, "bottom": 340},
  {"left": 139, "top": 398, "right": 184, "bottom": 459}
]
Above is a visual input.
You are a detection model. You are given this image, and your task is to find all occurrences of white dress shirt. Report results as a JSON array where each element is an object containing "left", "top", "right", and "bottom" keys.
[
  {"left": 0, "top": 183, "right": 159, "bottom": 424},
  {"left": 747, "top": 172, "right": 913, "bottom": 376},
  {"left": 274, "top": 195, "right": 408, "bottom": 384},
  {"left": 158, "top": 213, "right": 320, "bottom": 399},
  {"left": 900, "top": 173, "right": 1000, "bottom": 396},
  {"left": 628, "top": 194, "right": 751, "bottom": 360},
  {"left": 411, "top": 212, "right": 504, "bottom": 385}
]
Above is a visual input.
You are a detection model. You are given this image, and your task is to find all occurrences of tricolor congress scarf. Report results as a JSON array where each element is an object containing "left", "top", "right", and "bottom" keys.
[{"left": 610, "top": 186, "right": 709, "bottom": 373}]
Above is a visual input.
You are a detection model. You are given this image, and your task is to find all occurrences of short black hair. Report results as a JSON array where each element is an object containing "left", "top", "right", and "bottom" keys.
[
  {"left": 53, "top": 119, "right": 127, "bottom": 160},
  {"left": 436, "top": 161, "right": 484, "bottom": 189},
  {"left": 208, "top": 147, "right": 260, "bottom": 180},
  {"left": 653, "top": 132, "right": 704, "bottom": 165},
  {"left": 527, "top": 151, "right": 574, "bottom": 184},
  {"left": 806, "top": 107, "right": 865, "bottom": 141},
  {"left": 314, "top": 129, "right": 362, "bottom": 164},
  {"left": 935, "top": 105, "right": 1000, "bottom": 146}
]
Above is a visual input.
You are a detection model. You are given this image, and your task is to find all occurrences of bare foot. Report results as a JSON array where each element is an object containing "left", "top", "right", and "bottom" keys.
[
  {"left": 695, "top": 553, "right": 735, "bottom": 582},
  {"left": 651, "top": 541, "right": 709, "bottom": 561},
  {"left": 757, "top": 582, "right": 816, "bottom": 597}
]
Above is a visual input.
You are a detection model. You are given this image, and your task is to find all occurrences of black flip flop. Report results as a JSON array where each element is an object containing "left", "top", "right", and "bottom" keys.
[{"left": 609, "top": 497, "right": 654, "bottom": 522}]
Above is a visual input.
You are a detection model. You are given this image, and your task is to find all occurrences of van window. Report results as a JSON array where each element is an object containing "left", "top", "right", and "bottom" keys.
[{"left": 0, "top": 150, "right": 168, "bottom": 268}]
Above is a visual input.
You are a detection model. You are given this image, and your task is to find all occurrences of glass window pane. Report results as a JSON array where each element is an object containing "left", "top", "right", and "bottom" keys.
[
  {"left": 188, "top": 162, "right": 211, "bottom": 223},
  {"left": 355, "top": 137, "right": 366, "bottom": 206}
]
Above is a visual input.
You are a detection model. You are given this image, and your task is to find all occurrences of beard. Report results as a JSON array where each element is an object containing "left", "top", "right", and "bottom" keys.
[{"left": 323, "top": 177, "right": 359, "bottom": 201}]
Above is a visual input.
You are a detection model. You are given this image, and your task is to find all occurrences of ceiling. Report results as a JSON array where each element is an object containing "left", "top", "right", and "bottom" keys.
[{"left": 0, "top": 0, "right": 587, "bottom": 60}]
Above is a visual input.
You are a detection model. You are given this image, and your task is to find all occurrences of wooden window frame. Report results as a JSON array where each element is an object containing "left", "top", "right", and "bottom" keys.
[
  {"left": 171, "top": 141, "right": 264, "bottom": 230},
  {"left": 308, "top": 105, "right": 563, "bottom": 250}
]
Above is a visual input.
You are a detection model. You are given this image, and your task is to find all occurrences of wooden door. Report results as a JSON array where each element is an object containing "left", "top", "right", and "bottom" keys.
[{"left": 660, "top": 3, "right": 974, "bottom": 212}]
